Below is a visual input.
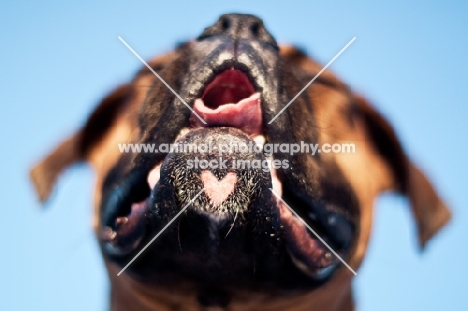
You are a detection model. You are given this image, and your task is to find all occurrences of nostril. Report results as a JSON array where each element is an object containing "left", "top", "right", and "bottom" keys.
[
  {"left": 250, "top": 22, "right": 260, "bottom": 36},
  {"left": 221, "top": 18, "right": 231, "bottom": 31}
]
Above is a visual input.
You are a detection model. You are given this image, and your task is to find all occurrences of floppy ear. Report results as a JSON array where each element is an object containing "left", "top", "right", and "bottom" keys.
[
  {"left": 29, "top": 84, "right": 131, "bottom": 203},
  {"left": 29, "top": 49, "right": 180, "bottom": 204},
  {"left": 355, "top": 96, "right": 451, "bottom": 249}
]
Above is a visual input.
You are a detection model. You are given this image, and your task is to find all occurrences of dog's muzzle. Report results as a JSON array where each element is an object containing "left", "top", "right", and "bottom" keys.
[{"left": 100, "top": 14, "right": 356, "bottom": 289}]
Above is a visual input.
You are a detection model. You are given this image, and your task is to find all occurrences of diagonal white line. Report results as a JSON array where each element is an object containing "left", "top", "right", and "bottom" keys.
[
  {"left": 118, "top": 36, "right": 207, "bottom": 125},
  {"left": 117, "top": 188, "right": 205, "bottom": 276},
  {"left": 268, "top": 37, "right": 356, "bottom": 124},
  {"left": 269, "top": 188, "right": 357, "bottom": 275}
]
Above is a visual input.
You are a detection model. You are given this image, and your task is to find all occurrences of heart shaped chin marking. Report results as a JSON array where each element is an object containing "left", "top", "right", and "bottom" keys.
[{"left": 201, "top": 171, "right": 237, "bottom": 207}]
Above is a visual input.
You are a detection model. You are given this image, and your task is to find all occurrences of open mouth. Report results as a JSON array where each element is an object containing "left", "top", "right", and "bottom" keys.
[
  {"left": 190, "top": 69, "right": 263, "bottom": 136},
  {"left": 101, "top": 66, "right": 353, "bottom": 283}
]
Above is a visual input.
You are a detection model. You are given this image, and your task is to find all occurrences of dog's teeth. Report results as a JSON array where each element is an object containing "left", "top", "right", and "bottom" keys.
[
  {"left": 176, "top": 127, "right": 190, "bottom": 140},
  {"left": 115, "top": 217, "right": 129, "bottom": 228},
  {"left": 101, "top": 226, "right": 117, "bottom": 241},
  {"left": 253, "top": 135, "right": 265, "bottom": 149},
  {"left": 322, "top": 252, "right": 334, "bottom": 266}
]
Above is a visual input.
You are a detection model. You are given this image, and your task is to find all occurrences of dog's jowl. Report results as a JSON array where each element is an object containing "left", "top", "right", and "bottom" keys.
[{"left": 30, "top": 14, "right": 450, "bottom": 311}]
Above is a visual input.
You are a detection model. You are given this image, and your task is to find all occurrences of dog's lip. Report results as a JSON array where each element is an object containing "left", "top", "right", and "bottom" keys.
[
  {"left": 270, "top": 169, "right": 340, "bottom": 278},
  {"left": 102, "top": 199, "right": 148, "bottom": 255},
  {"left": 279, "top": 202, "right": 338, "bottom": 273}
]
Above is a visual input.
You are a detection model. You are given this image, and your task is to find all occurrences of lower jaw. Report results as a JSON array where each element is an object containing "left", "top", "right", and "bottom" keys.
[{"left": 105, "top": 125, "right": 345, "bottom": 282}]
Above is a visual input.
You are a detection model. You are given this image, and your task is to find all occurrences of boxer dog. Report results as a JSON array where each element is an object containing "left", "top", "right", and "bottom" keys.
[{"left": 30, "top": 14, "right": 450, "bottom": 311}]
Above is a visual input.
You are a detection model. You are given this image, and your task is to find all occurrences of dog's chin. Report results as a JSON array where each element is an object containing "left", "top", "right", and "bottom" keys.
[{"left": 100, "top": 67, "right": 355, "bottom": 288}]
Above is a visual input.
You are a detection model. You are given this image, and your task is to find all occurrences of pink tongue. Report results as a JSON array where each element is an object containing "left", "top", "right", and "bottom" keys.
[{"left": 190, "top": 92, "right": 262, "bottom": 136}]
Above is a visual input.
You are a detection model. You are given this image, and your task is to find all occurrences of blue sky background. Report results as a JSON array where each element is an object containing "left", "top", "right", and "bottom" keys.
[{"left": 1, "top": 1, "right": 467, "bottom": 310}]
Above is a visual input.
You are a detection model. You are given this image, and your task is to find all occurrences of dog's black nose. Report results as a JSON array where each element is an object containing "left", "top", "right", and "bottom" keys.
[{"left": 198, "top": 13, "right": 278, "bottom": 49}]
